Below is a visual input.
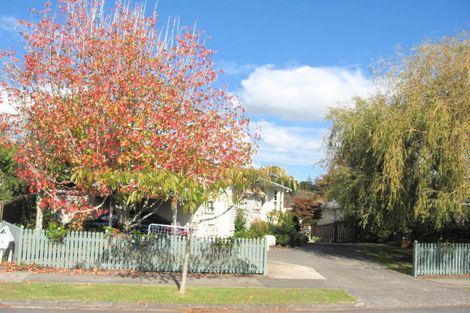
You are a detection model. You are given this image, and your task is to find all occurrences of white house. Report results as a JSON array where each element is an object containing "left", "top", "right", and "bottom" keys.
[{"left": 155, "top": 181, "right": 291, "bottom": 237}]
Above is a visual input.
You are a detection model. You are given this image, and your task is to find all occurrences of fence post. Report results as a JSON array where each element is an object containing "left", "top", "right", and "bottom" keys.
[
  {"left": 333, "top": 222, "right": 338, "bottom": 243},
  {"left": 263, "top": 237, "right": 268, "bottom": 276},
  {"left": 14, "top": 226, "right": 24, "bottom": 262},
  {"left": 413, "top": 240, "right": 418, "bottom": 277}
]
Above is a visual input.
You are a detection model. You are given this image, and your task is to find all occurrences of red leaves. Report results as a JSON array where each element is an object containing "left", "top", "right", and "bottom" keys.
[
  {"left": 291, "top": 197, "right": 322, "bottom": 221},
  {"left": 0, "top": 0, "right": 255, "bottom": 223}
]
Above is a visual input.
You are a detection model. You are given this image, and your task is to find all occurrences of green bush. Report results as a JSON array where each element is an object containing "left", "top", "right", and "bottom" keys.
[
  {"left": 275, "top": 234, "right": 290, "bottom": 246},
  {"left": 234, "top": 209, "right": 247, "bottom": 233},
  {"left": 270, "top": 212, "right": 307, "bottom": 247},
  {"left": 289, "top": 231, "right": 308, "bottom": 247},
  {"left": 234, "top": 229, "right": 256, "bottom": 238},
  {"left": 45, "top": 221, "right": 68, "bottom": 243},
  {"left": 249, "top": 219, "right": 270, "bottom": 238}
]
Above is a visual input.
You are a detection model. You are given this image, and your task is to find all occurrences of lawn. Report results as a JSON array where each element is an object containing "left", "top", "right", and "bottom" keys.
[
  {"left": 355, "top": 243, "right": 413, "bottom": 275},
  {"left": 0, "top": 282, "right": 355, "bottom": 305}
]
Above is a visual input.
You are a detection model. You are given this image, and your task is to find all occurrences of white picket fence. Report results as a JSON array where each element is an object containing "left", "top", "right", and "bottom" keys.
[{"left": 0, "top": 221, "right": 268, "bottom": 274}]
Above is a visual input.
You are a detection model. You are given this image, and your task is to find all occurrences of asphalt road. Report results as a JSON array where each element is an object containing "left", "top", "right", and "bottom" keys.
[
  {"left": 268, "top": 245, "right": 470, "bottom": 307},
  {"left": 1, "top": 305, "right": 470, "bottom": 313}
]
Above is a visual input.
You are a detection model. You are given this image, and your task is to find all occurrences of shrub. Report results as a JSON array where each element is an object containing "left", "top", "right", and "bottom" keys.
[
  {"left": 234, "top": 229, "right": 257, "bottom": 238},
  {"left": 289, "top": 231, "right": 308, "bottom": 247},
  {"left": 234, "top": 209, "right": 246, "bottom": 232},
  {"left": 45, "top": 221, "right": 68, "bottom": 243},
  {"left": 249, "top": 219, "right": 270, "bottom": 238},
  {"left": 270, "top": 211, "right": 308, "bottom": 247},
  {"left": 275, "top": 234, "right": 290, "bottom": 246}
]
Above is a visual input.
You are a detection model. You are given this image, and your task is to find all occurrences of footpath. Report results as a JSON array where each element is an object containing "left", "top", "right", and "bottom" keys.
[
  {"left": 0, "top": 268, "right": 358, "bottom": 312},
  {"left": 2, "top": 251, "right": 470, "bottom": 312}
]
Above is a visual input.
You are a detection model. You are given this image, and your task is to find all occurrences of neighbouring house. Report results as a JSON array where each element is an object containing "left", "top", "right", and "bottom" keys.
[
  {"left": 155, "top": 181, "right": 291, "bottom": 237},
  {"left": 316, "top": 201, "right": 342, "bottom": 226},
  {"left": 312, "top": 201, "right": 354, "bottom": 243}
]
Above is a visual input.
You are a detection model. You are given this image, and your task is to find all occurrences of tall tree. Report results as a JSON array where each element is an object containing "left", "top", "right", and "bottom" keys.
[
  {"left": 0, "top": 0, "right": 253, "bottom": 230},
  {"left": 0, "top": 145, "right": 23, "bottom": 201},
  {"left": 327, "top": 34, "right": 470, "bottom": 239}
]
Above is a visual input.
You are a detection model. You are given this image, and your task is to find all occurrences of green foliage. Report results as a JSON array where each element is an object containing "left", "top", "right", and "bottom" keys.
[
  {"left": 270, "top": 211, "right": 306, "bottom": 247},
  {"left": 262, "top": 166, "right": 299, "bottom": 192},
  {"left": 104, "top": 226, "right": 121, "bottom": 236},
  {"left": 0, "top": 146, "right": 23, "bottom": 201},
  {"left": 327, "top": 33, "right": 470, "bottom": 240},
  {"left": 210, "top": 237, "right": 236, "bottom": 253},
  {"left": 275, "top": 234, "right": 290, "bottom": 246},
  {"left": 234, "top": 219, "right": 272, "bottom": 239},
  {"left": 72, "top": 168, "right": 222, "bottom": 214},
  {"left": 299, "top": 180, "right": 315, "bottom": 192},
  {"left": 289, "top": 231, "right": 309, "bottom": 246},
  {"left": 45, "top": 221, "right": 69, "bottom": 244},
  {"left": 233, "top": 229, "right": 256, "bottom": 238},
  {"left": 234, "top": 209, "right": 247, "bottom": 233},
  {"left": 249, "top": 219, "right": 270, "bottom": 238}
]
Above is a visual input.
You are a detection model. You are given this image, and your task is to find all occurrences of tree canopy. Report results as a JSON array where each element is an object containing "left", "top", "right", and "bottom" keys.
[
  {"left": 0, "top": 0, "right": 253, "bottom": 227},
  {"left": 327, "top": 33, "right": 470, "bottom": 239}
]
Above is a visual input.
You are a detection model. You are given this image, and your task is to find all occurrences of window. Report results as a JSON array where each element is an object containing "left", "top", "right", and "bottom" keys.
[
  {"left": 205, "top": 200, "right": 215, "bottom": 214},
  {"left": 273, "top": 190, "right": 278, "bottom": 210}
]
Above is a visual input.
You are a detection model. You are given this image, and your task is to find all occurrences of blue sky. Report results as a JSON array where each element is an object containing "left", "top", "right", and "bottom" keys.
[{"left": 1, "top": 0, "right": 469, "bottom": 181}]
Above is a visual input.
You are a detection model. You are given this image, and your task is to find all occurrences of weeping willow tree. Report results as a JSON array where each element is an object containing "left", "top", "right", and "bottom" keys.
[{"left": 327, "top": 33, "right": 470, "bottom": 240}]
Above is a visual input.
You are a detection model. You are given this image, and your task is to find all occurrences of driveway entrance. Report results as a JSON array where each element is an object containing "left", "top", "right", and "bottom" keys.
[{"left": 267, "top": 244, "right": 470, "bottom": 308}]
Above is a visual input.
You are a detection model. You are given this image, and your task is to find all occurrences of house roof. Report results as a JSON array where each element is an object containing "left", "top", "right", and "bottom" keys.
[{"left": 267, "top": 180, "right": 291, "bottom": 192}]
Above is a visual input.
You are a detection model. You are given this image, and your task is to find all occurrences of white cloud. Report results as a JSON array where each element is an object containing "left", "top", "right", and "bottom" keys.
[
  {"left": 216, "top": 60, "right": 258, "bottom": 76},
  {"left": 239, "top": 65, "right": 374, "bottom": 121},
  {"left": 0, "top": 16, "right": 17, "bottom": 33},
  {"left": 253, "top": 120, "right": 327, "bottom": 166},
  {"left": 0, "top": 89, "right": 18, "bottom": 114}
]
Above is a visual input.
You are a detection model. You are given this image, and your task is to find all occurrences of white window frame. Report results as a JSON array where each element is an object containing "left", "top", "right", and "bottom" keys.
[{"left": 205, "top": 200, "right": 215, "bottom": 215}]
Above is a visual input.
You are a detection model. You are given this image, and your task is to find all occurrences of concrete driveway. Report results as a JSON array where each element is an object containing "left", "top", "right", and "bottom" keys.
[{"left": 267, "top": 244, "right": 470, "bottom": 308}]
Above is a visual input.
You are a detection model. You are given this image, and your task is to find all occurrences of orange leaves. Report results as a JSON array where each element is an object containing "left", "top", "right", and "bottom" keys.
[{"left": 0, "top": 0, "right": 255, "bottom": 221}]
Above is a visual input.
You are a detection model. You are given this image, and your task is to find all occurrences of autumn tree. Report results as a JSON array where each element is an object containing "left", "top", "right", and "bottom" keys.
[
  {"left": 311, "top": 169, "right": 336, "bottom": 201},
  {"left": 0, "top": 0, "right": 253, "bottom": 232},
  {"left": 327, "top": 33, "right": 470, "bottom": 240},
  {"left": 0, "top": 0, "right": 259, "bottom": 294},
  {"left": 291, "top": 196, "right": 322, "bottom": 224}
]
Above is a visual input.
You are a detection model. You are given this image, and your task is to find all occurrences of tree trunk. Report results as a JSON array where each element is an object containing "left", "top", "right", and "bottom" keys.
[
  {"left": 171, "top": 197, "right": 178, "bottom": 233},
  {"left": 35, "top": 194, "right": 43, "bottom": 230},
  {"left": 179, "top": 215, "right": 194, "bottom": 295},
  {"left": 108, "top": 197, "right": 114, "bottom": 228},
  {"left": 121, "top": 205, "right": 130, "bottom": 232},
  {"left": 179, "top": 233, "right": 191, "bottom": 294}
]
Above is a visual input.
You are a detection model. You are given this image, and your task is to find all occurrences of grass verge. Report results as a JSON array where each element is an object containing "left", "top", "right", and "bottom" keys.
[
  {"left": 0, "top": 282, "right": 355, "bottom": 305},
  {"left": 355, "top": 243, "right": 413, "bottom": 275}
]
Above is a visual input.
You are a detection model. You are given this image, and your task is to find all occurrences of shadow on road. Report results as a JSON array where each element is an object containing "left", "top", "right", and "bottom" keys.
[{"left": 296, "top": 243, "right": 413, "bottom": 275}]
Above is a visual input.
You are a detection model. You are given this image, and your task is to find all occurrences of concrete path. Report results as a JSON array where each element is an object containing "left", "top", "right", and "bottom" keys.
[
  {"left": 0, "top": 271, "right": 265, "bottom": 288},
  {"left": 0, "top": 258, "right": 325, "bottom": 288},
  {"left": 267, "top": 260, "right": 325, "bottom": 280},
  {"left": 268, "top": 244, "right": 470, "bottom": 308},
  {"left": 2, "top": 243, "right": 470, "bottom": 310}
]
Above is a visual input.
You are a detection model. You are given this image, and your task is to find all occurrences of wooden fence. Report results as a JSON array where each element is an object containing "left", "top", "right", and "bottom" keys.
[
  {"left": 312, "top": 222, "right": 354, "bottom": 243},
  {"left": 1, "top": 223, "right": 267, "bottom": 275},
  {"left": 413, "top": 241, "right": 470, "bottom": 277}
]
